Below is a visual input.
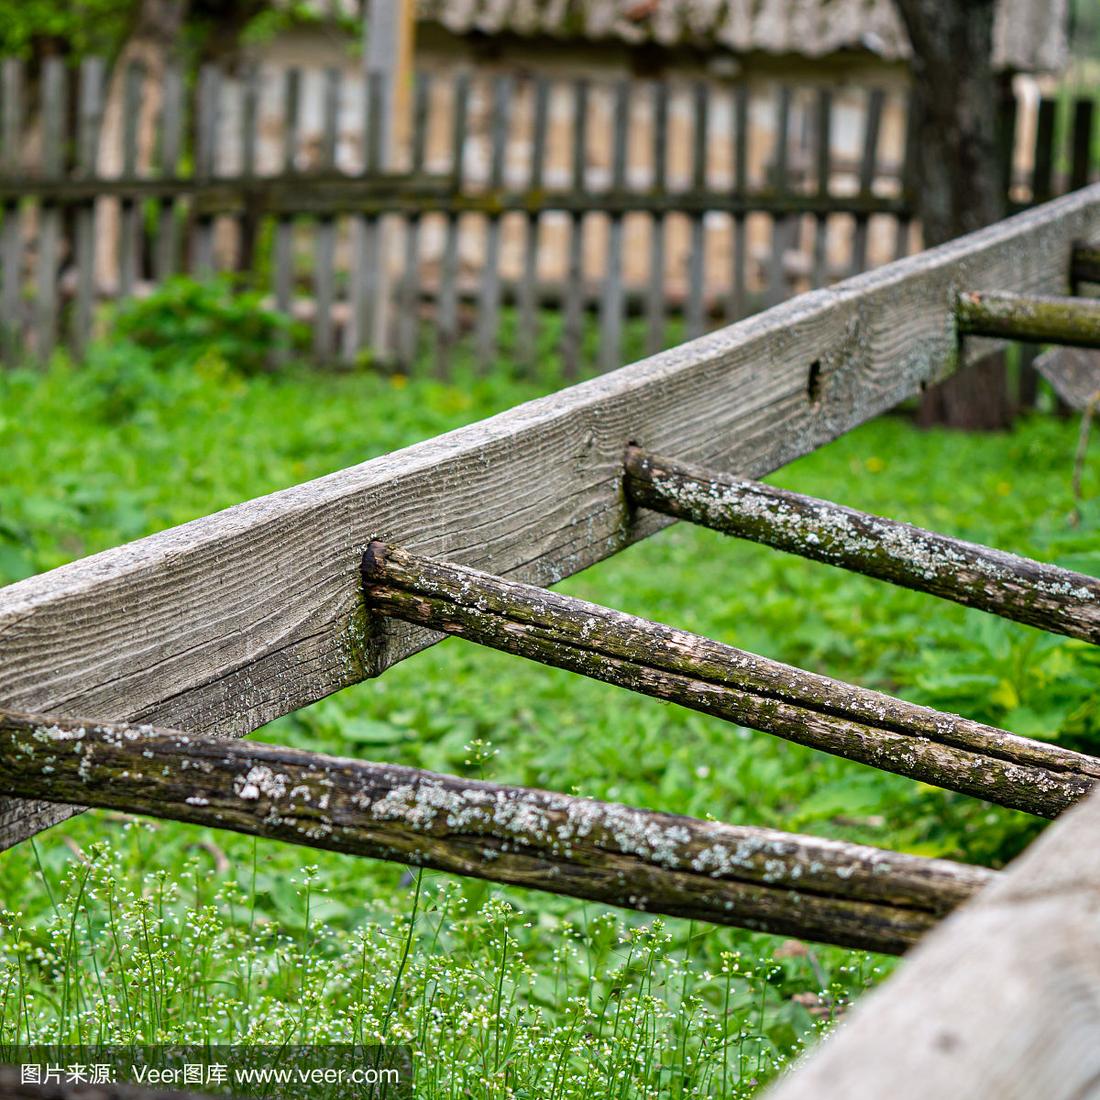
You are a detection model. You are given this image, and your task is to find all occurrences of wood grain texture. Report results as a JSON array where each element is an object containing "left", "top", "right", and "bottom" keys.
[
  {"left": 0, "top": 711, "right": 994, "bottom": 954},
  {"left": 625, "top": 448, "right": 1100, "bottom": 643},
  {"left": 362, "top": 542, "right": 1099, "bottom": 817},
  {"left": 764, "top": 784, "right": 1100, "bottom": 1100},
  {"left": 2, "top": 186, "right": 1100, "bottom": 850}
]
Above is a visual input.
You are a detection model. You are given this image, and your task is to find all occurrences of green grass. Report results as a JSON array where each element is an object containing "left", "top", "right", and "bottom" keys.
[{"left": 1, "top": 337, "right": 1099, "bottom": 1097}]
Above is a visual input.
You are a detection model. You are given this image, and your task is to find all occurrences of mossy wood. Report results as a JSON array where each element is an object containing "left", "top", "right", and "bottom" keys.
[
  {"left": 0, "top": 711, "right": 993, "bottom": 955},
  {"left": 362, "top": 543, "right": 1100, "bottom": 819},
  {"left": 624, "top": 447, "right": 1100, "bottom": 643},
  {"left": 3, "top": 187, "right": 1100, "bottom": 854},
  {"left": 956, "top": 290, "right": 1100, "bottom": 348}
]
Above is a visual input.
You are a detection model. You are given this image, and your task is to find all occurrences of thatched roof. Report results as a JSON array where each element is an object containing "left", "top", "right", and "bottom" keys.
[{"left": 417, "top": 0, "right": 1068, "bottom": 72}]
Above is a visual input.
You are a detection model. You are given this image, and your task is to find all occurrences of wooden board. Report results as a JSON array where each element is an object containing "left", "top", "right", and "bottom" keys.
[
  {"left": 1, "top": 185, "right": 1099, "bottom": 850},
  {"left": 764, "top": 783, "right": 1100, "bottom": 1100}
]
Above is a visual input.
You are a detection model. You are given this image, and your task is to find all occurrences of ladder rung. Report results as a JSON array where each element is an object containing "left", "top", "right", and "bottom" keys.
[
  {"left": 0, "top": 709, "right": 993, "bottom": 955},
  {"left": 956, "top": 290, "right": 1100, "bottom": 348},
  {"left": 362, "top": 543, "right": 1100, "bottom": 818},
  {"left": 624, "top": 447, "right": 1100, "bottom": 644}
]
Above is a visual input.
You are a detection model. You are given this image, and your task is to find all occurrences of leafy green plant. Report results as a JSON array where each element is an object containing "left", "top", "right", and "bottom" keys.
[{"left": 112, "top": 276, "right": 305, "bottom": 376}]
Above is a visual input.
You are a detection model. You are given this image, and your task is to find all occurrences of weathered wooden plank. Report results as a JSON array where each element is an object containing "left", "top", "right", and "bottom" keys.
[
  {"left": 363, "top": 542, "right": 1099, "bottom": 818},
  {"left": 518, "top": 76, "right": 549, "bottom": 369},
  {"left": 2, "top": 186, "right": 1099, "bottom": 850},
  {"left": 850, "top": 87, "right": 884, "bottom": 276},
  {"left": 154, "top": 63, "right": 184, "bottom": 282},
  {"left": 312, "top": 67, "right": 340, "bottom": 361},
  {"left": 625, "top": 448, "right": 1100, "bottom": 643},
  {"left": 599, "top": 79, "right": 630, "bottom": 372},
  {"left": 396, "top": 71, "right": 430, "bottom": 371},
  {"left": 191, "top": 64, "right": 220, "bottom": 275},
  {"left": 273, "top": 68, "right": 300, "bottom": 356},
  {"left": 1070, "top": 97, "right": 1095, "bottom": 193},
  {"left": 562, "top": 78, "right": 589, "bottom": 378},
  {"left": 0, "top": 710, "right": 993, "bottom": 954},
  {"left": 686, "top": 81, "right": 708, "bottom": 340},
  {"left": 0, "top": 58, "right": 21, "bottom": 363},
  {"left": 764, "top": 784, "right": 1100, "bottom": 1100},
  {"left": 72, "top": 57, "right": 106, "bottom": 356},
  {"left": 731, "top": 82, "right": 749, "bottom": 317},
  {"left": 645, "top": 80, "right": 669, "bottom": 353},
  {"left": 766, "top": 85, "right": 793, "bottom": 309},
  {"left": 957, "top": 290, "right": 1100, "bottom": 347},
  {"left": 118, "top": 61, "right": 143, "bottom": 300},
  {"left": 475, "top": 75, "right": 510, "bottom": 366},
  {"left": 34, "top": 57, "right": 65, "bottom": 362},
  {"left": 1033, "top": 97, "right": 1056, "bottom": 205},
  {"left": 236, "top": 62, "right": 260, "bottom": 274},
  {"left": 434, "top": 71, "right": 468, "bottom": 377}
]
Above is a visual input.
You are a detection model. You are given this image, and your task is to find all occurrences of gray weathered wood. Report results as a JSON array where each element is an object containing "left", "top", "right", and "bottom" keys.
[
  {"left": 273, "top": 68, "right": 300, "bottom": 356},
  {"left": 851, "top": 88, "right": 885, "bottom": 276},
  {"left": 811, "top": 88, "right": 832, "bottom": 289},
  {"left": 957, "top": 290, "right": 1100, "bottom": 347},
  {"left": 686, "top": 81, "right": 708, "bottom": 339},
  {"left": 154, "top": 63, "right": 184, "bottom": 282},
  {"left": 34, "top": 58, "right": 65, "bottom": 362},
  {"left": 764, "top": 783, "right": 1100, "bottom": 1100},
  {"left": 625, "top": 447, "right": 1100, "bottom": 643},
  {"left": 646, "top": 80, "right": 669, "bottom": 353},
  {"left": 475, "top": 75, "right": 510, "bottom": 366},
  {"left": 599, "top": 79, "right": 629, "bottom": 371},
  {"left": 766, "top": 85, "right": 792, "bottom": 309},
  {"left": 435, "top": 71, "right": 467, "bottom": 377},
  {"left": 73, "top": 57, "right": 106, "bottom": 356},
  {"left": 312, "top": 68, "right": 340, "bottom": 361},
  {"left": 518, "top": 76, "right": 549, "bottom": 369},
  {"left": 0, "top": 710, "right": 993, "bottom": 954},
  {"left": 0, "top": 58, "right": 21, "bottom": 363},
  {"left": 397, "top": 71, "right": 430, "bottom": 371},
  {"left": 2, "top": 186, "right": 1099, "bottom": 850},
  {"left": 363, "top": 542, "right": 1100, "bottom": 818},
  {"left": 236, "top": 62, "right": 260, "bottom": 273},
  {"left": 191, "top": 64, "right": 220, "bottom": 275},
  {"left": 731, "top": 82, "right": 749, "bottom": 317},
  {"left": 562, "top": 78, "right": 588, "bottom": 378},
  {"left": 118, "top": 62, "right": 143, "bottom": 299}
]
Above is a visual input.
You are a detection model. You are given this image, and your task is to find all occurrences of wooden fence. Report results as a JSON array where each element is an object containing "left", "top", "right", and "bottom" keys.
[
  {"left": 0, "top": 184, "right": 1099, "bottom": 1093},
  {"left": 0, "top": 54, "right": 1097, "bottom": 380}
]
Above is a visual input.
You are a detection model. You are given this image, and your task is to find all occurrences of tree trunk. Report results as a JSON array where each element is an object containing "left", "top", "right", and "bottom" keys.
[{"left": 895, "top": 0, "right": 1015, "bottom": 429}]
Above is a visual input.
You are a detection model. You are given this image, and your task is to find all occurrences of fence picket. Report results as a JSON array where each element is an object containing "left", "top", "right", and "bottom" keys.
[
  {"left": 686, "top": 81, "right": 708, "bottom": 339},
  {"left": 73, "top": 57, "right": 106, "bottom": 356},
  {"left": 0, "top": 59, "right": 21, "bottom": 364},
  {"left": 34, "top": 58, "right": 65, "bottom": 362},
  {"left": 518, "top": 75, "right": 549, "bottom": 368},
  {"left": 154, "top": 63, "right": 184, "bottom": 281},
  {"left": 397, "top": 71, "right": 430, "bottom": 370},
  {"left": 192, "top": 64, "right": 220, "bottom": 274},
  {"left": 312, "top": 67, "right": 340, "bottom": 360},
  {"left": 562, "top": 78, "right": 588, "bottom": 378},
  {"left": 765, "top": 85, "right": 792, "bottom": 308},
  {"left": 599, "top": 79, "right": 629, "bottom": 371},
  {"left": 730, "top": 82, "right": 749, "bottom": 319},
  {"left": 274, "top": 67, "right": 301, "bottom": 359},
  {"left": 1071, "top": 97, "right": 1095, "bottom": 192},
  {"left": 851, "top": 87, "right": 884, "bottom": 275},
  {"left": 475, "top": 74, "right": 510, "bottom": 367},
  {"left": 435, "top": 71, "right": 468, "bottom": 377},
  {"left": 646, "top": 80, "right": 669, "bottom": 353},
  {"left": 811, "top": 87, "right": 832, "bottom": 287},
  {"left": 237, "top": 62, "right": 260, "bottom": 273},
  {"left": 118, "top": 61, "right": 143, "bottom": 299}
]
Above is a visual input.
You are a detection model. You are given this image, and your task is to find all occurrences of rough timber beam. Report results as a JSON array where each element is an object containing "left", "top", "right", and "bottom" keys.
[
  {"left": 0, "top": 710, "right": 994, "bottom": 955},
  {"left": 362, "top": 542, "right": 1100, "bottom": 819},
  {"left": 623, "top": 447, "right": 1100, "bottom": 643}
]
